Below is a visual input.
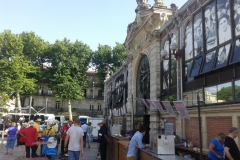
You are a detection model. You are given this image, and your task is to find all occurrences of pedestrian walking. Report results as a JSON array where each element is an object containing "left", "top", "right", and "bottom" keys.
[
  {"left": 98, "top": 121, "right": 109, "bottom": 160},
  {"left": 64, "top": 117, "right": 84, "bottom": 159},
  {"left": 81, "top": 122, "right": 88, "bottom": 148},
  {"left": 18, "top": 123, "right": 28, "bottom": 158},
  {"left": 86, "top": 122, "right": 93, "bottom": 148},
  {"left": 19, "top": 120, "right": 39, "bottom": 158},
  {"left": 60, "top": 120, "right": 69, "bottom": 158},
  {"left": 5, "top": 122, "right": 18, "bottom": 155}
]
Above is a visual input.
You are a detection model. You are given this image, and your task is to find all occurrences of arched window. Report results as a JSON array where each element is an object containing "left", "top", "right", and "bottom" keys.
[{"left": 136, "top": 55, "right": 150, "bottom": 114}]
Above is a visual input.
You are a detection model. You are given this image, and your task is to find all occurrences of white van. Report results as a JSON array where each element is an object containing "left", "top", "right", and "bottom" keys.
[
  {"left": 79, "top": 115, "right": 90, "bottom": 124},
  {"left": 88, "top": 117, "right": 104, "bottom": 140}
]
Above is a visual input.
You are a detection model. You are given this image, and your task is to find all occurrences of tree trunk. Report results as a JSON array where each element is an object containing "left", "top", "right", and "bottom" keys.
[
  {"left": 16, "top": 92, "right": 22, "bottom": 113},
  {"left": 68, "top": 99, "right": 73, "bottom": 121}
]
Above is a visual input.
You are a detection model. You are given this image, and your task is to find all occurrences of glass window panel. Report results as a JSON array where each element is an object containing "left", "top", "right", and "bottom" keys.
[
  {"left": 190, "top": 56, "right": 203, "bottom": 77},
  {"left": 205, "top": 2, "right": 217, "bottom": 50},
  {"left": 217, "top": 0, "right": 232, "bottom": 45},
  {"left": 183, "top": 91, "right": 193, "bottom": 107},
  {"left": 185, "top": 23, "right": 194, "bottom": 61},
  {"left": 215, "top": 43, "right": 231, "bottom": 69},
  {"left": 185, "top": 61, "right": 194, "bottom": 82},
  {"left": 192, "top": 88, "right": 203, "bottom": 106},
  {"left": 201, "top": 50, "right": 216, "bottom": 73},
  {"left": 171, "top": 68, "right": 177, "bottom": 86},
  {"left": 217, "top": 82, "right": 232, "bottom": 102},
  {"left": 205, "top": 86, "right": 217, "bottom": 104},
  {"left": 231, "top": 39, "right": 240, "bottom": 63},
  {"left": 235, "top": 80, "right": 240, "bottom": 101},
  {"left": 234, "top": 0, "right": 240, "bottom": 36},
  {"left": 163, "top": 73, "right": 169, "bottom": 89},
  {"left": 194, "top": 12, "right": 203, "bottom": 56}
]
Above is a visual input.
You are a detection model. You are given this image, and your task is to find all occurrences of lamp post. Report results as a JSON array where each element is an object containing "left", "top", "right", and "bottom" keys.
[
  {"left": 161, "top": 42, "right": 182, "bottom": 100},
  {"left": 161, "top": 42, "right": 203, "bottom": 160},
  {"left": 91, "top": 80, "right": 95, "bottom": 117}
]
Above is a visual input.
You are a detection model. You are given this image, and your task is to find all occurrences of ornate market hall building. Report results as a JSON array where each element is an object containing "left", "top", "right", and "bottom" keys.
[{"left": 104, "top": 0, "right": 240, "bottom": 149}]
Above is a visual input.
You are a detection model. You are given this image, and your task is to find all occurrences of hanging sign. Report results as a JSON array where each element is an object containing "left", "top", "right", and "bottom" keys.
[
  {"left": 152, "top": 100, "right": 164, "bottom": 113},
  {"left": 173, "top": 101, "right": 190, "bottom": 119},
  {"left": 145, "top": 99, "right": 156, "bottom": 109},
  {"left": 161, "top": 101, "right": 175, "bottom": 116}
]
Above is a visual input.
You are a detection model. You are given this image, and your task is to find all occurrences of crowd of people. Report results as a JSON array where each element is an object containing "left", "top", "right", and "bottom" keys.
[{"left": 2, "top": 116, "right": 110, "bottom": 160}]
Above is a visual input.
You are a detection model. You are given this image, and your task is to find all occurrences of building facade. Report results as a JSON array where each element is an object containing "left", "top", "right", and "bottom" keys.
[
  {"left": 18, "top": 69, "right": 104, "bottom": 119},
  {"left": 105, "top": 0, "right": 240, "bottom": 149}
]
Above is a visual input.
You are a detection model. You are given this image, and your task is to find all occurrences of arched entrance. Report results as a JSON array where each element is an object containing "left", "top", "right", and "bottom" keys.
[{"left": 134, "top": 55, "right": 150, "bottom": 143}]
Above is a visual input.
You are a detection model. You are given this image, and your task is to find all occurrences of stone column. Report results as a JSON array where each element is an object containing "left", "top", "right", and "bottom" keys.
[{"left": 149, "top": 33, "right": 161, "bottom": 135}]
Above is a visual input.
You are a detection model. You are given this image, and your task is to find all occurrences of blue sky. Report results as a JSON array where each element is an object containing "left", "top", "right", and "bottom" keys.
[{"left": 0, "top": 0, "right": 187, "bottom": 51}]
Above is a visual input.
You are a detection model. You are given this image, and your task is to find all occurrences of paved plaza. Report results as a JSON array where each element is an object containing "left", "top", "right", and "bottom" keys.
[{"left": 0, "top": 138, "right": 99, "bottom": 160}]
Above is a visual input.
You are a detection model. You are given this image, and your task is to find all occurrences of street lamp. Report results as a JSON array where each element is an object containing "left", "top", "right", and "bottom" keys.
[
  {"left": 91, "top": 80, "right": 95, "bottom": 117},
  {"left": 161, "top": 42, "right": 181, "bottom": 60}
]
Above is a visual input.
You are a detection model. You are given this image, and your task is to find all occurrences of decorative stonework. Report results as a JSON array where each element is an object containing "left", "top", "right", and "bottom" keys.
[{"left": 154, "top": 0, "right": 164, "bottom": 7}]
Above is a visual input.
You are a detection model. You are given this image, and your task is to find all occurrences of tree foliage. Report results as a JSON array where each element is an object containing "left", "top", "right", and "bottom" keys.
[
  {"left": 0, "top": 31, "right": 37, "bottom": 95},
  {"left": 92, "top": 43, "right": 127, "bottom": 89},
  {"left": 47, "top": 38, "right": 92, "bottom": 119},
  {"left": 217, "top": 86, "right": 232, "bottom": 102}
]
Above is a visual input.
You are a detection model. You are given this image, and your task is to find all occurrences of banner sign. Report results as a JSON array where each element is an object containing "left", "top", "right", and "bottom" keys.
[
  {"left": 161, "top": 101, "right": 175, "bottom": 116},
  {"left": 173, "top": 101, "right": 190, "bottom": 119},
  {"left": 140, "top": 98, "right": 149, "bottom": 109},
  {"left": 152, "top": 100, "right": 164, "bottom": 113},
  {"left": 146, "top": 99, "right": 156, "bottom": 109}
]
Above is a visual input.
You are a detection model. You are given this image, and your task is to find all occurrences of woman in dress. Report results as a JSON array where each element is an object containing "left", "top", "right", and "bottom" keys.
[
  {"left": 18, "top": 123, "right": 28, "bottom": 158},
  {"left": 86, "top": 122, "right": 93, "bottom": 148},
  {"left": 5, "top": 122, "right": 18, "bottom": 155},
  {"left": 208, "top": 132, "right": 225, "bottom": 160}
]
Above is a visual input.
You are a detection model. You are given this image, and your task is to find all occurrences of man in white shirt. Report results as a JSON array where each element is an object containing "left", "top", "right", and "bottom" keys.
[
  {"left": 64, "top": 117, "right": 84, "bottom": 159},
  {"left": 81, "top": 122, "right": 88, "bottom": 148}
]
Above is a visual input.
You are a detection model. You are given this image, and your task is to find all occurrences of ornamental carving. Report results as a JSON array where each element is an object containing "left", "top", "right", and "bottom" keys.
[
  {"left": 154, "top": 0, "right": 164, "bottom": 7},
  {"left": 127, "top": 53, "right": 133, "bottom": 63}
]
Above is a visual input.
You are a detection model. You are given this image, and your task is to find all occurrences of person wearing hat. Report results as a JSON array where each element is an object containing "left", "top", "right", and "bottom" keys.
[
  {"left": 98, "top": 120, "right": 109, "bottom": 160},
  {"left": 17, "top": 123, "right": 28, "bottom": 158},
  {"left": 218, "top": 12, "right": 231, "bottom": 44},
  {"left": 43, "top": 122, "right": 56, "bottom": 137},
  {"left": 19, "top": 120, "right": 39, "bottom": 158},
  {"left": 60, "top": 120, "right": 70, "bottom": 158},
  {"left": 33, "top": 118, "right": 42, "bottom": 142}
]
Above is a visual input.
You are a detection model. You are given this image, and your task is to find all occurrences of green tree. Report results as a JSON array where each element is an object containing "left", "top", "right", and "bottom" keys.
[
  {"left": 217, "top": 86, "right": 232, "bottom": 102},
  {"left": 92, "top": 43, "right": 127, "bottom": 89},
  {"left": 49, "top": 38, "right": 91, "bottom": 120},
  {"left": 0, "top": 30, "right": 37, "bottom": 112}
]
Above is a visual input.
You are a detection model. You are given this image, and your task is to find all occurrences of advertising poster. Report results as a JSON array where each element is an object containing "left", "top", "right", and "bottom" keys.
[
  {"left": 161, "top": 101, "right": 175, "bottom": 116},
  {"left": 152, "top": 100, "right": 164, "bottom": 113},
  {"left": 173, "top": 101, "right": 190, "bottom": 119},
  {"left": 165, "top": 123, "right": 173, "bottom": 135}
]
